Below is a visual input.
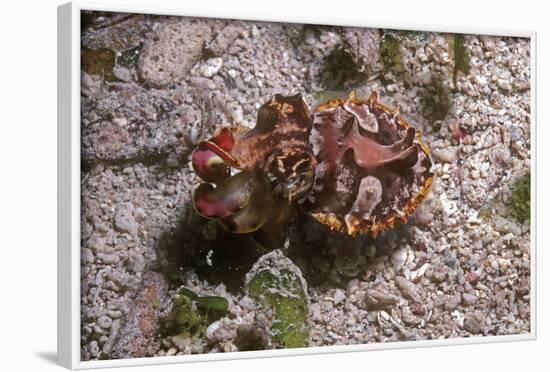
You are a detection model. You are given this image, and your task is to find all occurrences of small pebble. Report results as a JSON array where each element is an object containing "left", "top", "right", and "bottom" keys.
[
  {"left": 462, "top": 293, "right": 479, "bottom": 306},
  {"left": 395, "top": 276, "right": 421, "bottom": 302},
  {"left": 333, "top": 289, "right": 346, "bottom": 305},
  {"left": 199, "top": 57, "right": 223, "bottom": 78},
  {"left": 97, "top": 315, "right": 113, "bottom": 329}
]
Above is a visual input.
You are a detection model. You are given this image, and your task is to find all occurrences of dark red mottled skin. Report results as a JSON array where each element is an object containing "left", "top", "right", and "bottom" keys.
[
  {"left": 191, "top": 92, "right": 433, "bottom": 237},
  {"left": 191, "top": 94, "right": 316, "bottom": 233},
  {"left": 307, "top": 92, "right": 433, "bottom": 236}
]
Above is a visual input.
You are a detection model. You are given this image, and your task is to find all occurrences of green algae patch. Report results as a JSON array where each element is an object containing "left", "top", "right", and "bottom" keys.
[
  {"left": 451, "top": 34, "right": 471, "bottom": 85},
  {"left": 245, "top": 250, "right": 309, "bottom": 349},
  {"left": 117, "top": 45, "right": 142, "bottom": 68},
  {"left": 160, "top": 287, "right": 229, "bottom": 337},
  {"left": 81, "top": 48, "right": 116, "bottom": 81},
  {"left": 160, "top": 292, "right": 207, "bottom": 336},
  {"left": 380, "top": 32, "right": 405, "bottom": 77},
  {"left": 508, "top": 173, "right": 531, "bottom": 223}
]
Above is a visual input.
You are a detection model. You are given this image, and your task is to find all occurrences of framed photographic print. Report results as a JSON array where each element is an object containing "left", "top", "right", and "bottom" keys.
[{"left": 58, "top": 1, "right": 536, "bottom": 369}]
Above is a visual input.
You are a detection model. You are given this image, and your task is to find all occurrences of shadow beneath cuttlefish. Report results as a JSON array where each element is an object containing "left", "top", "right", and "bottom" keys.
[
  {"left": 285, "top": 214, "right": 412, "bottom": 288},
  {"left": 155, "top": 206, "right": 266, "bottom": 293},
  {"left": 155, "top": 203, "right": 414, "bottom": 294}
]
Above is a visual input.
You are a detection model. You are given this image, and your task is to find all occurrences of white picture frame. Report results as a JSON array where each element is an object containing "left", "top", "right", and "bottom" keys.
[{"left": 58, "top": 1, "right": 537, "bottom": 369}]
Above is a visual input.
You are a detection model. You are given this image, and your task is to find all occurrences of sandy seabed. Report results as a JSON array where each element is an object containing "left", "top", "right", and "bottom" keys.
[{"left": 79, "top": 12, "right": 531, "bottom": 360}]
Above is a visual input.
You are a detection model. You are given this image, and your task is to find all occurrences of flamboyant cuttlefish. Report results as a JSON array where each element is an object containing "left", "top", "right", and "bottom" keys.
[{"left": 191, "top": 92, "right": 433, "bottom": 238}]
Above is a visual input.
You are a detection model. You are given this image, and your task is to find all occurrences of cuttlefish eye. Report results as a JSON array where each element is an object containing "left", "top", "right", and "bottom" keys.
[{"left": 264, "top": 147, "right": 317, "bottom": 202}]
